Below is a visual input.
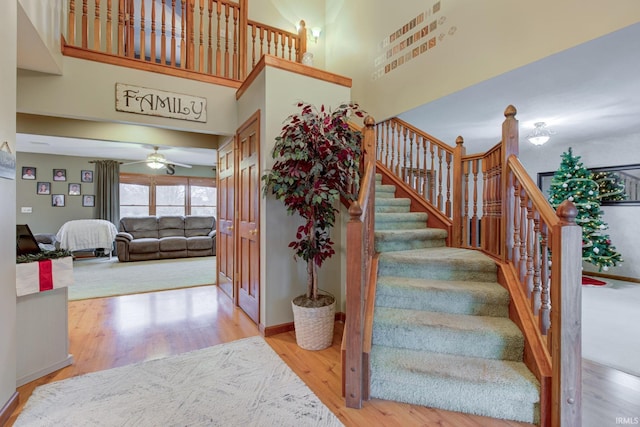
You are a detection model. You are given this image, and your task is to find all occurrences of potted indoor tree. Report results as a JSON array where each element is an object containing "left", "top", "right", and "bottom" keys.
[{"left": 262, "top": 102, "right": 365, "bottom": 350}]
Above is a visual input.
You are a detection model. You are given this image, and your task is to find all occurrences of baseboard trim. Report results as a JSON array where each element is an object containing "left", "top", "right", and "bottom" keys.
[
  {"left": 262, "top": 322, "right": 293, "bottom": 337},
  {"left": 16, "top": 354, "right": 75, "bottom": 388},
  {"left": 261, "top": 312, "right": 345, "bottom": 337},
  {"left": 584, "top": 272, "right": 640, "bottom": 284},
  {"left": 0, "top": 391, "right": 19, "bottom": 427}
]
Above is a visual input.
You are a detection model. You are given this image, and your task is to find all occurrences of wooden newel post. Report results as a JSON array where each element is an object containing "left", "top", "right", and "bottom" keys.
[
  {"left": 345, "top": 200, "right": 364, "bottom": 409},
  {"left": 501, "top": 105, "right": 519, "bottom": 261},
  {"left": 297, "top": 20, "right": 307, "bottom": 62},
  {"left": 551, "top": 200, "right": 582, "bottom": 427},
  {"left": 451, "top": 136, "right": 465, "bottom": 247},
  {"left": 362, "top": 116, "right": 376, "bottom": 169}
]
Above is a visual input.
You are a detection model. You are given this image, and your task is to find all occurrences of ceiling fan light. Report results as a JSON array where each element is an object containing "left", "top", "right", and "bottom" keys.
[
  {"left": 146, "top": 151, "right": 166, "bottom": 169},
  {"left": 147, "top": 160, "right": 165, "bottom": 169}
]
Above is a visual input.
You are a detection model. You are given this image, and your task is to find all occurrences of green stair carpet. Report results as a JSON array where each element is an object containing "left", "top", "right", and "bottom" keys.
[{"left": 370, "top": 174, "right": 540, "bottom": 424}]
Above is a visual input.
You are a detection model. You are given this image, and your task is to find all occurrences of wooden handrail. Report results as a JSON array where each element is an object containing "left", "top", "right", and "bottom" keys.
[
  {"left": 508, "top": 155, "right": 559, "bottom": 227},
  {"left": 65, "top": 0, "right": 306, "bottom": 82}
]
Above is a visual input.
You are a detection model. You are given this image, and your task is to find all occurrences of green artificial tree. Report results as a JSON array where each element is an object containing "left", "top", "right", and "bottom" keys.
[
  {"left": 593, "top": 170, "right": 628, "bottom": 202},
  {"left": 547, "top": 147, "right": 623, "bottom": 272}
]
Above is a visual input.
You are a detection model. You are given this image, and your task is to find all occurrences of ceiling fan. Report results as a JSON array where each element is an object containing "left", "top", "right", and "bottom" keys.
[{"left": 122, "top": 146, "right": 192, "bottom": 169}]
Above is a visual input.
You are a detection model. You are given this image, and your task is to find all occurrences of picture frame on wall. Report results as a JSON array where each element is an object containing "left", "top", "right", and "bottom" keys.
[
  {"left": 53, "top": 169, "right": 67, "bottom": 181},
  {"left": 37, "top": 182, "right": 51, "bottom": 195},
  {"left": 21, "top": 166, "right": 36, "bottom": 180},
  {"left": 81, "top": 170, "right": 93, "bottom": 183},
  {"left": 52, "top": 194, "right": 65, "bottom": 207},
  {"left": 68, "top": 183, "right": 81, "bottom": 195},
  {"left": 82, "top": 195, "right": 95, "bottom": 207}
]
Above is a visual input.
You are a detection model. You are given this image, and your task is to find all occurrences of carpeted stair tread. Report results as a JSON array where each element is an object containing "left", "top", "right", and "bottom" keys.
[
  {"left": 375, "top": 229, "right": 447, "bottom": 252},
  {"left": 375, "top": 184, "right": 396, "bottom": 198},
  {"left": 373, "top": 306, "right": 524, "bottom": 361},
  {"left": 375, "top": 212, "right": 428, "bottom": 230},
  {"left": 375, "top": 198, "right": 411, "bottom": 213},
  {"left": 375, "top": 276, "right": 509, "bottom": 317},
  {"left": 369, "top": 345, "right": 540, "bottom": 424},
  {"left": 378, "top": 247, "right": 497, "bottom": 282}
]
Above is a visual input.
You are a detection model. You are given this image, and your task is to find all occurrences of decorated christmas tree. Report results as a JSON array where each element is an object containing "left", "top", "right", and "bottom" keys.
[
  {"left": 593, "top": 170, "right": 628, "bottom": 202},
  {"left": 547, "top": 148, "right": 623, "bottom": 271}
]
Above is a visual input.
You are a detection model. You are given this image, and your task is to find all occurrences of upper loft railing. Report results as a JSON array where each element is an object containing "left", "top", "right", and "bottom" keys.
[
  {"left": 65, "top": 0, "right": 307, "bottom": 83},
  {"left": 345, "top": 106, "right": 582, "bottom": 426}
]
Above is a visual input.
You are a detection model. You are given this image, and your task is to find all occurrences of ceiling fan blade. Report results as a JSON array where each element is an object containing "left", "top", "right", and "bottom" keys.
[
  {"left": 165, "top": 160, "right": 193, "bottom": 168},
  {"left": 121, "top": 160, "right": 148, "bottom": 166}
]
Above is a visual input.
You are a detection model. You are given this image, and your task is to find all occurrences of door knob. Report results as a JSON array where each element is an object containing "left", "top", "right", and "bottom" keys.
[
  {"left": 227, "top": 226, "right": 234, "bottom": 231},
  {"left": 249, "top": 229, "right": 258, "bottom": 235}
]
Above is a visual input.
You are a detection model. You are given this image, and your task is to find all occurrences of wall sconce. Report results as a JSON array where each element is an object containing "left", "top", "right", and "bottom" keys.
[
  {"left": 310, "top": 27, "right": 322, "bottom": 43},
  {"left": 526, "top": 122, "right": 555, "bottom": 146}
]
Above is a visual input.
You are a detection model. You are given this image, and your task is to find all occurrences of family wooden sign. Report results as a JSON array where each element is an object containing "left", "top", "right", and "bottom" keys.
[{"left": 115, "top": 83, "right": 207, "bottom": 123}]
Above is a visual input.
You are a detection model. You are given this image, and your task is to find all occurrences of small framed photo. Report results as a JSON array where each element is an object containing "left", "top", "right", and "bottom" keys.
[
  {"left": 68, "top": 183, "right": 81, "bottom": 195},
  {"left": 53, "top": 169, "right": 67, "bottom": 181},
  {"left": 52, "top": 194, "right": 65, "bottom": 207},
  {"left": 37, "top": 182, "right": 51, "bottom": 195},
  {"left": 82, "top": 194, "right": 95, "bottom": 207},
  {"left": 81, "top": 170, "right": 93, "bottom": 183},
  {"left": 21, "top": 167, "right": 36, "bottom": 180}
]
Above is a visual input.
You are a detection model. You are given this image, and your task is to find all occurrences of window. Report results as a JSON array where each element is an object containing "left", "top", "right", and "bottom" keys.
[{"left": 120, "top": 173, "right": 216, "bottom": 218}]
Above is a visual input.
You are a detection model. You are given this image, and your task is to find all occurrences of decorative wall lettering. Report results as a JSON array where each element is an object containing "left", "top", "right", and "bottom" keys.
[
  {"left": 115, "top": 83, "right": 207, "bottom": 123},
  {"left": 371, "top": 1, "right": 457, "bottom": 81}
]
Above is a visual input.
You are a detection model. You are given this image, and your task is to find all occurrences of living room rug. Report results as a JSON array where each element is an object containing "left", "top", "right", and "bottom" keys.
[
  {"left": 69, "top": 256, "right": 216, "bottom": 300},
  {"left": 14, "top": 336, "right": 343, "bottom": 427}
]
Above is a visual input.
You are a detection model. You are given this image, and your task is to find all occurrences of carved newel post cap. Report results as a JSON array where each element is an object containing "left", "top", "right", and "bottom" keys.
[
  {"left": 456, "top": 136, "right": 464, "bottom": 146},
  {"left": 349, "top": 200, "right": 363, "bottom": 217},
  {"left": 364, "top": 116, "right": 375, "bottom": 127},
  {"left": 557, "top": 200, "right": 578, "bottom": 224},
  {"left": 504, "top": 105, "right": 517, "bottom": 118}
]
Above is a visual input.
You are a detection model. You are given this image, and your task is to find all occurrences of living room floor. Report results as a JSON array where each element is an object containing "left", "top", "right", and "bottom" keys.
[{"left": 8, "top": 285, "right": 640, "bottom": 426}]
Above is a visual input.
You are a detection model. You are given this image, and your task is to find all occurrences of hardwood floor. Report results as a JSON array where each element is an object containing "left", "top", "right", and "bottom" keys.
[{"left": 7, "top": 285, "right": 640, "bottom": 426}]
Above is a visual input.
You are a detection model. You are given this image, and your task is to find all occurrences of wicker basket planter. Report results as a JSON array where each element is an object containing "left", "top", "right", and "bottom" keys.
[{"left": 291, "top": 297, "right": 336, "bottom": 351}]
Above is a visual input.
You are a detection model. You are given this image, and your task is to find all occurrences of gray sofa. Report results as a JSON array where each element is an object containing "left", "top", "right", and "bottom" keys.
[{"left": 115, "top": 216, "right": 216, "bottom": 262}]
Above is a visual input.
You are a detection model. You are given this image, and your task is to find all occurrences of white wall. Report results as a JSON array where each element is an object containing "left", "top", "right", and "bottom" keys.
[
  {"left": 325, "top": 0, "right": 640, "bottom": 122},
  {"left": 248, "top": 0, "right": 326, "bottom": 70},
  {"left": 237, "top": 65, "right": 351, "bottom": 327},
  {"left": 17, "top": 0, "right": 64, "bottom": 74},
  {"left": 521, "top": 132, "right": 640, "bottom": 279},
  {"left": 17, "top": 57, "right": 238, "bottom": 137},
  {"left": 0, "top": 0, "right": 17, "bottom": 411}
]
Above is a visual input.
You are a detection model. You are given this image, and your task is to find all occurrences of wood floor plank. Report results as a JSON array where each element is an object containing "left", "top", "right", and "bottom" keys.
[{"left": 7, "top": 285, "right": 640, "bottom": 427}]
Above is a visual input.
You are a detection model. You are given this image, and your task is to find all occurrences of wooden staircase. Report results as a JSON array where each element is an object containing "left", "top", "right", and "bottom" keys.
[{"left": 345, "top": 108, "right": 584, "bottom": 427}]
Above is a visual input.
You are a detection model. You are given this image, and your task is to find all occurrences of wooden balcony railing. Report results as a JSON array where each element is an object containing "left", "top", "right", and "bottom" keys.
[
  {"left": 65, "top": 0, "right": 307, "bottom": 82},
  {"left": 347, "top": 106, "right": 582, "bottom": 426}
]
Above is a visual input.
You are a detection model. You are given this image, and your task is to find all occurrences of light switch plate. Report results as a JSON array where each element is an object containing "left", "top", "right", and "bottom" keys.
[{"left": 21, "top": 207, "right": 33, "bottom": 213}]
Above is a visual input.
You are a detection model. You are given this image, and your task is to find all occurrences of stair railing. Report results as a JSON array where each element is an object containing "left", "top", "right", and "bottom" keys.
[
  {"left": 345, "top": 116, "right": 376, "bottom": 409},
  {"left": 366, "top": 106, "right": 582, "bottom": 426},
  {"left": 65, "top": 0, "right": 307, "bottom": 82}
]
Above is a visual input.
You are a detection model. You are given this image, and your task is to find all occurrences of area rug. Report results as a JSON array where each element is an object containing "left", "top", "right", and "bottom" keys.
[
  {"left": 69, "top": 256, "right": 216, "bottom": 300},
  {"left": 14, "top": 336, "right": 343, "bottom": 427}
]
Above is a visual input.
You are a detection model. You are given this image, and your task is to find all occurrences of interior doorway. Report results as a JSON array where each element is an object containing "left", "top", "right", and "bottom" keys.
[{"left": 216, "top": 111, "right": 261, "bottom": 324}]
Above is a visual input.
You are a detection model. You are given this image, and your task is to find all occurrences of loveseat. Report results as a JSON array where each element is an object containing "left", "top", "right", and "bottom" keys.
[{"left": 115, "top": 216, "right": 216, "bottom": 262}]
